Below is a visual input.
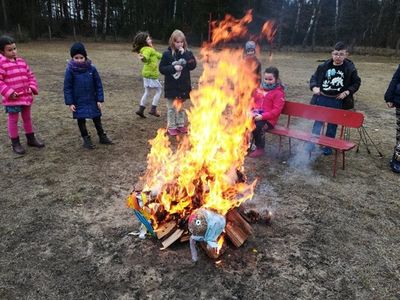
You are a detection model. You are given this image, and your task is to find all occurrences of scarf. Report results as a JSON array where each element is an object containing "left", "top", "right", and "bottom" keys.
[{"left": 68, "top": 59, "right": 92, "bottom": 73}]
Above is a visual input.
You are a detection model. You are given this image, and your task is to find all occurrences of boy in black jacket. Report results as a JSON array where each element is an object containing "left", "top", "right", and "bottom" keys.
[{"left": 309, "top": 41, "right": 361, "bottom": 155}]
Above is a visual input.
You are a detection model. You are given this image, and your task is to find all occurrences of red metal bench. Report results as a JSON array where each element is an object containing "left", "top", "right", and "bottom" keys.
[{"left": 268, "top": 101, "right": 365, "bottom": 176}]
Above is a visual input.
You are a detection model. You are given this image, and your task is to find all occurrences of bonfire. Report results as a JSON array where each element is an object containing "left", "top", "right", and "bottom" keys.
[{"left": 127, "top": 10, "right": 276, "bottom": 261}]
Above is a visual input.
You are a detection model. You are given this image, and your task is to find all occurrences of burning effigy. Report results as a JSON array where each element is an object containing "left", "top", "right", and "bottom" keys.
[{"left": 127, "top": 10, "right": 276, "bottom": 261}]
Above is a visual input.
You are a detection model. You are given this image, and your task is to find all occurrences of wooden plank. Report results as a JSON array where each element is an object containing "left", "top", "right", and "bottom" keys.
[
  {"left": 160, "top": 229, "right": 184, "bottom": 249},
  {"left": 226, "top": 209, "right": 253, "bottom": 235},
  {"left": 225, "top": 222, "right": 248, "bottom": 247},
  {"left": 154, "top": 221, "right": 177, "bottom": 240}
]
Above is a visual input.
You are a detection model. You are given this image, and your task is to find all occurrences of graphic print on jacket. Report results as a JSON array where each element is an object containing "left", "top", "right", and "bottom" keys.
[{"left": 321, "top": 65, "right": 345, "bottom": 95}]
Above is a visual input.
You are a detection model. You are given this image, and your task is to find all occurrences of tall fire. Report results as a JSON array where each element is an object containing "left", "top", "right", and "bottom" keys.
[{"left": 127, "top": 10, "right": 276, "bottom": 261}]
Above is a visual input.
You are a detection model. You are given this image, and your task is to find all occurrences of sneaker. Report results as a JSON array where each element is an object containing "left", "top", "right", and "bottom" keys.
[
  {"left": 248, "top": 148, "right": 264, "bottom": 158},
  {"left": 177, "top": 126, "right": 188, "bottom": 134},
  {"left": 322, "top": 147, "right": 333, "bottom": 156},
  {"left": 167, "top": 128, "right": 179, "bottom": 136}
]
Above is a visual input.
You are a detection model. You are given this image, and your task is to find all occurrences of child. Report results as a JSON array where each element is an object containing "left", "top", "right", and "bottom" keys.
[
  {"left": 0, "top": 35, "right": 44, "bottom": 155},
  {"left": 159, "top": 29, "right": 197, "bottom": 136},
  {"left": 309, "top": 41, "right": 361, "bottom": 155},
  {"left": 63, "top": 42, "right": 113, "bottom": 149},
  {"left": 243, "top": 40, "right": 262, "bottom": 85},
  {"left": 248, "top": 67, "right": 285, "bottom": 158},
  {"left": 132, "top": 31, "right": 163, "bottom": 118},
  {"left": 384, "top": 64, "right": 400, "bottom": 173}
]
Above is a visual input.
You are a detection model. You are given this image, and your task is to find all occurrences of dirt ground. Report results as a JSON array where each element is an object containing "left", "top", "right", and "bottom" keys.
[{"left": 0, "top": 41, "right": 399, "bottom": 300}]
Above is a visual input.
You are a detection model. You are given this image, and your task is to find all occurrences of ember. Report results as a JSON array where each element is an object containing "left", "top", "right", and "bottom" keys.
[{"left": 127, "top": 11, "right": 276, "bottom": 261}]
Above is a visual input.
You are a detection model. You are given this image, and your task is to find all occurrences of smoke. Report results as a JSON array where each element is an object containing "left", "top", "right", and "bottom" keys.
[{"left": 242, "top": 179, "right": 279, "bottom": 217}]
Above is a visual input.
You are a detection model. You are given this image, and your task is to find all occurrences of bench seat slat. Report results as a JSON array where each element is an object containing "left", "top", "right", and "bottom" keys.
[{"left": 269, "top": 126, "right": 356, "bottom": 151}]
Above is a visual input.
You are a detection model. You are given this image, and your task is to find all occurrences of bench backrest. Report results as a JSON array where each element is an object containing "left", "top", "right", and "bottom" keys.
[{"left": 281, "top": 101, "right": 364, "bottom": 129}]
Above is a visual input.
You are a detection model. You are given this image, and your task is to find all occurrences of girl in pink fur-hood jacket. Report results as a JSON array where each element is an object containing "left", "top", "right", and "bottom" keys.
[
  {"left": 248, "top": 66, "right": 285, "bottom": 158},
  {"left": 0, "top": 35, "right": 44, "bottom": 155}
]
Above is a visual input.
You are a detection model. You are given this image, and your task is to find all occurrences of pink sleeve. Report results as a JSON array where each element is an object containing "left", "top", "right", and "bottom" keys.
[
  {"left": 25, "top": 62, "right": 38, "bottom": 95},
  {"left": 0, "top": 62, "right": 14, "bottom": 98},
  {"left": 262, "top": 91, "right": 285, "bottom": 120}
]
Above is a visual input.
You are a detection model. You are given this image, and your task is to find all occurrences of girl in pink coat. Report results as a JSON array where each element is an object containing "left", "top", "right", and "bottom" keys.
[
  {"left": 248, "top": 66, "right": 285, "bottom": 158},
  {"left": 0, "top": 35, "right": 44, "bottom": 155}
]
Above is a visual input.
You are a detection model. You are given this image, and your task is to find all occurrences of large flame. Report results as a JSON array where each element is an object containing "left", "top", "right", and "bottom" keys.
[
  {"left": 261, "top": 20, "right": 277, "bottom": 44},
  {"left": 209, "top": 10, "right": 253, "bottom": 46},
  {"left": 141, "top": 46, "right": 257, "bottom": 217},
  {"left": 133, "top": 11, "right": 277, "bottom": 224}
]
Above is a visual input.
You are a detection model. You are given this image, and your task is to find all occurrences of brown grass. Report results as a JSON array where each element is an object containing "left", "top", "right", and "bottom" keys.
[{"left": 0, "top": 41, "right": 399, "bottom": 299}]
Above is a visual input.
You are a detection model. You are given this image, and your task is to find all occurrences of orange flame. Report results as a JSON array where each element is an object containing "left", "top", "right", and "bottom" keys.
[
  {"left": 261, "top": 20, "right": 277, "bottom": 44},
  {"left": 217, "top": 235, "right": 225, "bottom": 254},
  {"left": 135, "top": 11, "right": 264, "bottom": 226},
  {"left": 210, "top": 10, "right": 253, "bottom": 46}
]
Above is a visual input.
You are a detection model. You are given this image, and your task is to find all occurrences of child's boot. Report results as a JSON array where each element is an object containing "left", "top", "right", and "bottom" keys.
[
  {"left": 26, "top": 133, "right": 45, "bottom": 148},
  {"left": 135, "top": 106, "right": 146, "bottom": 118},
  {"left": 82, "top": 135, "right": 95, "bottom": 149},
  {"left": 99, "top": 133, "right": 114, "bottom": 145},
  {"left": 149, "top": 105, "right": 160, "bottom": 117},
  {"left": 11, "top": 137, "right": 26, "bottom": 155}
]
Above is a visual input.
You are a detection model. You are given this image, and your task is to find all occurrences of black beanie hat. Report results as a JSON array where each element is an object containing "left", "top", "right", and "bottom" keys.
[{"left": 70, "top": 42, "right": 87, "bottom": 58}]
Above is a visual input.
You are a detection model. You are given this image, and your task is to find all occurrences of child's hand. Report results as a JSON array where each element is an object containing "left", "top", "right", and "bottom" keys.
[
  {"left": 337, "top": 90, "right": 350, "bottom": 100},
  {"left": 174, "top": 65, "right": 183, "bottom": 72},
  {"left": 97, "top": 102, "right": 102, "bottom": 110},
  {"left": 387, "top": 102, "right": 394, "bottom": 108},
  {"left": 69, "top": 104, "right": 76, "bottom": 112},
  {"left": 138, "top": 53, "right": 144, "bottom": 61},
  {"left": 254, "top": 114, "right": 262, "bottom": 121},
  {"left": 178, "top": 47, "right": 185, "bottom": 55},
  {"left": 10, "top": 92, "right": 19, "bottom": 100},
  {"left": 312, "top": 87, "right": 320, "bottom": 95}
]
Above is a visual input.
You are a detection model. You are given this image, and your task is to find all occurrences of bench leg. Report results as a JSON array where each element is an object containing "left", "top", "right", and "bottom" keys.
[
  {"left": 333, "top": 149, "right": 338, "bottom": 177},
  {"left": 342, "top": 151, "right": 345, "bottom": 170}
]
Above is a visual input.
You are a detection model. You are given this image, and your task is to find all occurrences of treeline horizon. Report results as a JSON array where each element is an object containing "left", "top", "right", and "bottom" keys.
[{"left": 1, "top": 0, "right": 399, "bottom": 52}]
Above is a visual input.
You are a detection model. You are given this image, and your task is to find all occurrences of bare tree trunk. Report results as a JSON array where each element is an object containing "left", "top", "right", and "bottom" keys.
[
  {"left": 173, "top": 0, "right": 177, "bottom": 21},
  {"left": 31, "top": 0, "right": 37, "bottom": 39},
  {"left": 302, "top": 0, "right": 320, "bottom": 48},
  {"left": 396, "top": 36, "right": 400, "bottom": 55},
  {"left": 74, "top": 0, "right": 81, "bottom": 24},
  {"left": 102, "top": 0, "right": 108, "bottom": 41},
  {"left": 387, "top": 1, "right": 400, "bottom": 48},
  {"left": 1, "top": 0, "right": 8, "bottom": 30},
  {"left": 277, "top": 0, "right": 286, "bottom": 50},
  {"left": 311, "top": 2, "right": 322, "bottom": 51},
  {"left": 291, "top": 0, "right": 303, "bottom": 46},
  {"left": 375, "top": 0, "right": 387, "bottom": 46},
  {"left": 334, "top": 0, "right": 339, "bottom": 40}
]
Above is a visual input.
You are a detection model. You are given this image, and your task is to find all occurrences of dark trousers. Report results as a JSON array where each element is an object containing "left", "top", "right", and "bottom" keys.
[
  {"left": 396, "top": 107, "right": 400, "bottom": 144},
  {"left": 77, "top": 116, "right": 104, "bottom": 137},
  {"left": 312, "top": 95, "right": 342, "bottom": 138},
  {"left": 253, "top": 120, "right": 273, "bottom": 149}
]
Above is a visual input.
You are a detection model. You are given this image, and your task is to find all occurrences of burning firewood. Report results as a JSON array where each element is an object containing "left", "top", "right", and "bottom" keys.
[
  {"left": 126, "top": 11, "right": 278, "bottom": 261},
  {"left": 225, "top": 208, "right": 253, "bottom": 247}
]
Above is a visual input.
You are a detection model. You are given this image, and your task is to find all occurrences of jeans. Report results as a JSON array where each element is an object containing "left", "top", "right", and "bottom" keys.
[{"left": 312, "top": 95, "right": 342, "bottom": 138}]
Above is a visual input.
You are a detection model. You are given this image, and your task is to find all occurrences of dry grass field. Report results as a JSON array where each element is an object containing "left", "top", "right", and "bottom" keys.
[{"left": 0, "top": 41, "right": 399, "bottom": 299}]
